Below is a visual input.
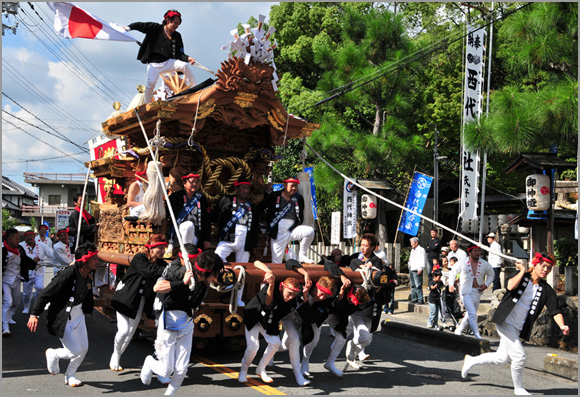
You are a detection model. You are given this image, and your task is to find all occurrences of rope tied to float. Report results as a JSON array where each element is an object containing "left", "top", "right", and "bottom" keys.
[
  {"left": 356, "top": 265, "right": 382, "bottom": 291},
  {"left": 230, "top": 265, "right": 246, "bottom": 314}
]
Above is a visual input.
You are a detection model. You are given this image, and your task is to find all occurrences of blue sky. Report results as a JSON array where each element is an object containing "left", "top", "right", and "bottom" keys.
[{"left": 2, "top": 2, "right": 276, "bottom": 191}]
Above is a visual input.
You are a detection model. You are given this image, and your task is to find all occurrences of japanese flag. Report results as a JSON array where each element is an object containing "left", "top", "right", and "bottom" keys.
[{"left": 47, "top": 2, "right": 137, "bottom": 42}]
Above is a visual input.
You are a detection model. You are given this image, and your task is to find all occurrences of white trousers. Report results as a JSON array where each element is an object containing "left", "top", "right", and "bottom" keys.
[
  {"left": 346, "top": 312, "right": 373, "bottom": 357},
  {"left": 177, "top": 221, "right": 199, "bottom": 247},
  {"left": 54, "top": 305, "right": 89, "bottom": 378},
  {"left": 2, "top": 279, "right": 21, "bottom": 329},
  {"left": 270, "top": 219, "right": 315, "bottom": 263},
  {"left": 145, "top": 59, "right": 197, "bottom": 103},
  {"left": 151, "top": 315, "right": 194, "bottom": 395},
  {"left": 240, "top": 324, "right": 281, "bottom": 372},
  {"left": 130, "top": 204, "right": 145, "bottom": 218},
  {"left": 280, "top": 312, "right": 303, "bottom": 378},
  {"left": 457, "top": 291, "right": 482, "bottom": 338},
  {"left": 215, "top": 225, "right": 250, "bottom": 263},
  {"left": 22, "top": 267, "right": 45, "bottom": 311},
  {"left": 323, "top": 314, "right": 347, "bottom": 365},
  {"left": 302, "top": 324, "right": 321, "bottom": 367},
  {"left": 468, "top": 322, "right": 526, "bottom": 389},
  {"left": 111, "top": 297, "right": 145, "bottom": 367}
]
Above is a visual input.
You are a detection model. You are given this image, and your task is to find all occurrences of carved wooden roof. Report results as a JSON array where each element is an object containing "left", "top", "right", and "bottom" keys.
[{"left": 101, "top": 58, "right": 319, "bottom": 148}]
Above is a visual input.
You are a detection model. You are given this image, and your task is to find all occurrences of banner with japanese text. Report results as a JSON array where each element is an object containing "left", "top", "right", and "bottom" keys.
[
  {"left": 343, "top": 179, "right": 357, "bottom": 239},
  {"left": 397, "top": 172, "right": 433, "bottom": 236},
  {"left": 304, "top": 167, "right": 318, "bottom": 220},
  {"left": 461, "top": 24, "right": 486, "bottom": 220}
]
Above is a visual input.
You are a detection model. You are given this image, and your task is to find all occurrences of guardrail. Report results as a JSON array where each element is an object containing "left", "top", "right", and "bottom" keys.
[{"left": 23, "top": 172, "right": 90, "bottom": 182}]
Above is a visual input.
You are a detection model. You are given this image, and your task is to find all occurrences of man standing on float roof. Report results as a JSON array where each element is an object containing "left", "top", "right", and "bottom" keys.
[
  {"left": 126, "top": 9, "right": 197, "bottom": 103},
  {"left": 166, "top": 173, "right": 211, "bottom": 253},
  {"left": 256, "top": 177, "right": 315, "bottom": 263}
]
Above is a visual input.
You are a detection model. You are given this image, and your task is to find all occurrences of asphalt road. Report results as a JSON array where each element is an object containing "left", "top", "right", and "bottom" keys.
[{"left": 2, "top": 302, "right": 578, "bottom": 397}]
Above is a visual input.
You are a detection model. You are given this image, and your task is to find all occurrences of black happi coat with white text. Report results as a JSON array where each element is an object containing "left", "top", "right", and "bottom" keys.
[
  {"left": 491, "top": 271, "right": 563, "bottom": 341},
  {"left": 111, "top": 253, "right": 167, "bottom": 319},
  {"left": 243, "top": 283, "right": 300, "bottom": 335},
  {"left": 154, "top": 259, "right": 208, "bottom": 319},
  {"left": 31, "top": 265, "right": 94, "bottom": 338}
]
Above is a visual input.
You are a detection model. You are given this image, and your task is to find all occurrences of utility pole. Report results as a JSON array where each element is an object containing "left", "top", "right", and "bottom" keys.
[
  {"left": 2, "top": 2, "right": 19, "bottom": 36},
  {"left": 433, "top": 124, "right": 446, "bottom": 224}
]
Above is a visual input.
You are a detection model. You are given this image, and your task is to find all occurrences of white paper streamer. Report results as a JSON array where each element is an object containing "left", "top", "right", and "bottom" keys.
[{"left": 219, "top": 16, "right": 280, "bottom": 91}]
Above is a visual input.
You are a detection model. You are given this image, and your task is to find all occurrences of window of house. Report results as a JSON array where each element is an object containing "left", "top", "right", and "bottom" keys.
[{"left": 48, "top": 195, "right": 61, "bottom": 205}]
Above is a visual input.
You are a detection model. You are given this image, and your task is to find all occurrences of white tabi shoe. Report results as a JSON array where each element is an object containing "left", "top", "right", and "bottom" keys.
[
  {"left": 65, "top": 375, "right": 83, "bottom": 387},
  {"left": 46, "top": 348, "right": 60, "bottom": 375},
  {"left": 158, "top": 375, "right": 171, "bottom": 385},
  {"left": 140, "top": 355, "right": 154, "bottom": 385},
  {"left": 345, "top": 341, "right": 360, "bottom": 369},
  {"left": 238, "top": 367, "right": 248, "bottom": 383},
  {"left": 323, "top": 361, "right": 344, "bottom": 377},
  {"left": 461, "top": 354, "right": 474, "bottom": 378},
  {"left": 256, "top": 366, "right": 273, "bottom": 383},
  {"left": 300, "top": 360, "right": 311, "bottom": 377},
  {"left": 514, "top": 388, "right": 531, "bottom": 395}
]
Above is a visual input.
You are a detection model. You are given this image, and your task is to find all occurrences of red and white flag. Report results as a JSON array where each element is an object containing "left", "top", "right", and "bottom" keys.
[{"left": 47, "top": 2, "right": 136, "bottom": 42}]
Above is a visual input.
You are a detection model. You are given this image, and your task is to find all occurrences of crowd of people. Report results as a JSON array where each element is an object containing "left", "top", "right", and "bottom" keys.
[{"left": 2, "top": 170, "right": 571, "bottom": 395}]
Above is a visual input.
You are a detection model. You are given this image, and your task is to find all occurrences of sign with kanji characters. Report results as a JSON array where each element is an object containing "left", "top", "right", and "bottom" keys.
[
  {"left": 331, "top": 211, "right": 341, "bottom": 245},
  {"left": 397, "top": 172, "right": 433, "bottom": 236},
  {"left": 343, "top": 179, "right": 357, "bottom": 239},
  {"left": 461, "top": 24, "right": 486, "bottom": 220},
  {"left": 304, "top": 167, "right": 318, "bottom": 220}
]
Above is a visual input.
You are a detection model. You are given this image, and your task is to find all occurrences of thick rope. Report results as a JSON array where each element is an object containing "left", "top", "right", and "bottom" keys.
[{"left": 140, "top": 160, "right": 166, "bottom": 225}]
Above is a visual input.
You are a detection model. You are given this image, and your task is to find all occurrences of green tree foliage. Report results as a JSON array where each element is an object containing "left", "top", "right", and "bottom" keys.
[
  {"left": 310, "top": 6, "right": 426, "bottom": 191},
  {"left": 465, "top": 2, "right": 578, "bottom": 156},
  {"left": 2, "top": 209, "right": 17, "bottom": 231}
]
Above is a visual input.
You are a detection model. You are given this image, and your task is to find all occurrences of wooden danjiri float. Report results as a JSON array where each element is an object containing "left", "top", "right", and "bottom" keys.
[{"left": 87, "top": 26, "right": 371, "bottom": 349}]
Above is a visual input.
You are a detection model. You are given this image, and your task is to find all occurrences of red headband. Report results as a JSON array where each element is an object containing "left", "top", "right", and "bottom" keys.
[
  {"left": 182, "top": 173, "right": 200, "bottom": 180},
  {"left": 234, "top": 181, "right": 251, "bottom": 187},
  {"left": 24, "top": 231, "right": 35, "bottom": 236},
  {"left": 316, "top": 282, "right": 333, "bottom": 296},
  {"left": 145, "top": 242, "right": 168, "bottom": 249},
  {"left": 135, "top": 171, "right": 146, "bottom": 177},
  {"left": 531, "top": 252, "right": 555, "bottom": 266},
  {"left": 467, "top": 245, "right": 480, "bottom": 252},
  {"left": 57, "top": 228, "right": 69, "bottom": 236},
  {"left": 164, "top": 11, "right": 181, "bottom": 20},
  {"left": 283, "top": 178, "right": 299, "bottom": 185},
  {"left": 178, "top": 249, "right": 201, "bottom": 261},
  {"left": 77, "top": 251, "right": 98, "bottom": 263},
  {"left": 280, "top": 282, "right": 300, "bottom": 293},
  {"left": 346, "top": 287, "right": 359, "bottom": 306}
]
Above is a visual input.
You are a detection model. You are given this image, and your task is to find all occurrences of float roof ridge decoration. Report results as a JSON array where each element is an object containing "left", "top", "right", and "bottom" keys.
[{"left": 101, "top": 15, "right": 317, "bottom": 147}]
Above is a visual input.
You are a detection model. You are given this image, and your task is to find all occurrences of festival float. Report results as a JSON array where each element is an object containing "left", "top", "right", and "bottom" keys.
[{"left": 86, "top": 19, "right": 379, "bottom": 348}]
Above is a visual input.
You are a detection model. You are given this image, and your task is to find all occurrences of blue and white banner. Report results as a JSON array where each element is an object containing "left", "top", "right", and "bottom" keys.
[
  {"left": 304, "top": 167, "right": 318, "bottom": 220},
  {"left": 397, "top": 172, "right": 433, "bottom": 236}
]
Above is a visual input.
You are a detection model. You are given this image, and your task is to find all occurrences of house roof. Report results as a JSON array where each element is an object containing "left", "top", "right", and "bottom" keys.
[
  {"left": 1, "top": 176, "right": 37, "bottom": 199},
  {"left": 505, "top": 153, "right": 577, "bottom": 174},
  {"left": 2, "top": 198, "right": 20, "bottom": 211}
]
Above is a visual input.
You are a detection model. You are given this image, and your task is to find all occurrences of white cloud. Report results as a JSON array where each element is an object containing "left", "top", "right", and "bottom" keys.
[{"left": 2, "top": 2, "right": 278, "bottom": 187}]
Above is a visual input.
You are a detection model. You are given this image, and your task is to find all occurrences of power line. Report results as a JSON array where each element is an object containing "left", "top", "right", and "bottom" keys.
[
  {"left": 2, "top": 108, "right": 90, "bottom": 153},
  {"left": 1, "top": 63, "right": 95, "bottom": 135},
  {"left": 2, "top": 118, "right": 86, "bottom": 164},
  {"left": 315, "top": 3, "right": 533, "bottom": 106},
  {"left": 2, "top": 151, "right": 87, "bottom": 164},
  {"left": 2, "top": 91, "right": 92, "bottom": 150},
  {"left": 15, "top": 6, "right": 132, "bottom": 106},
  {"left": 29, "top": 3, "right": 134, "bottom": 105}
]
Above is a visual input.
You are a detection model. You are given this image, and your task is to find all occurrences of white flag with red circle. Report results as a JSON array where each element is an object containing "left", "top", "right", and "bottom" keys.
[{"left": 47, "top": 2, "right": 137, "bottom": 42}]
